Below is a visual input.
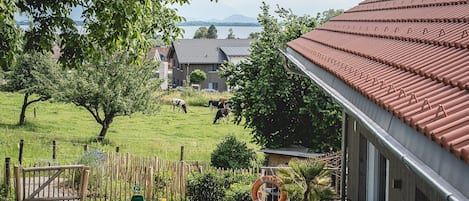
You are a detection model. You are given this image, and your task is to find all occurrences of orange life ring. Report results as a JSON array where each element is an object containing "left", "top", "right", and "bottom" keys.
[{"left": 251, "top": 175, "right": 287, "bottom": 201}]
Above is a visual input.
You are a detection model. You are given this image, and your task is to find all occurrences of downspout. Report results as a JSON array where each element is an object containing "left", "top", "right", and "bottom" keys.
[
  {"left": 281, "top": 49, "right": 468, "bottom": 201},
  {"left": 340, "top": 113, "right": 348, "bottom": 201}
]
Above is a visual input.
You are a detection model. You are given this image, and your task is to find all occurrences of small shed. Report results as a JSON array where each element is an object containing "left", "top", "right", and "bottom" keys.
[{"left": 260, "top": 147, "right": 324, "bottom": 167}]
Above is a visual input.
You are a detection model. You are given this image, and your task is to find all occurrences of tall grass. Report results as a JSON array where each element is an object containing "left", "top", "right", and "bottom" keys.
[{"left": 0, "top": 91, "right": 257, "bottom": 165}]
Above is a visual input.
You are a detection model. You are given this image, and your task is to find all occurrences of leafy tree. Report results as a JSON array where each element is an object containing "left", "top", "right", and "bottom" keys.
[
  {"left": 0, "top": 0, "right": 22, "bottom": 72},
  {"left": 57, "top": 53, "right": 160, "bottom": 142},
  {"left": 210, "top": 135, "right": 256, "bottom": 169},
  {"left": 277, "top": 159, "right": 335, "bottom": 201},
  {"left": 207, "top": 24, "right": 218, "bottom": 39},
  {"left": 227, "top": 28, "right": 236, "bottom": 39},
  {"left": 248, "top": 32, "right": 260, "bottom": 40},
  {"left": 2, "top": 52, "right": 62, "bottom": 125},
  {"left": 1, "top": 0, "right": 208, "bottom": 70},
  {"left": 221, "top": 3, "right": 342, "bottom": 152},
  {"left": 317, "top": 9, "right": 344, "bottom": 24},
  {"left": 189, "top": 69, "right": 207, "bottom": 84},
  {"left": 193, "top": 27, "right": 208, "bottom": 39}
]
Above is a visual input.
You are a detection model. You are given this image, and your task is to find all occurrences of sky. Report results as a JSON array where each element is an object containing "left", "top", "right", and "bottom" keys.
[{"left": 175, "top": 0, "right": 363, "bottom": 21}]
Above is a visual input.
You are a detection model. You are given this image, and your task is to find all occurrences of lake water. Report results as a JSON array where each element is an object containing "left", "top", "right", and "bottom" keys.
[
  {"left": 19, "top": 25, "right": 263, "bottom": 39},
  {"left": 179, "top": 26, "right": 262, "bottom": 39}
]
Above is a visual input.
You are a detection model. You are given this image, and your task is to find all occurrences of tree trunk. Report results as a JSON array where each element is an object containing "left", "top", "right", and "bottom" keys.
[
  {"left": 97, "top": 116, "right": 114, "bottom": 142},
  {"left": 19, "top": 93, "right": 29, "bottom": 125},
  {"left": 97, "top": 123, "right": 109, "bottom": 142},
  {"left": 303, "top": 187, "right": 311, "bottom": 201}
]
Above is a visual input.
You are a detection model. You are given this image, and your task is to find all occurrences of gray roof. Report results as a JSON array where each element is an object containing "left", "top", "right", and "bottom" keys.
[
  {"left": 260, "top": 148, "right": 324, "bottom": 158},
  {"left": 171, "top": 39, "right": 251, "bottom": 64},
  {"left": 219, "top": 46, "right": 250, "bottom": 56}
]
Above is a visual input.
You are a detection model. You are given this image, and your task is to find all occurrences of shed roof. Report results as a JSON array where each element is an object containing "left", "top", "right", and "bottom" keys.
[
  {"left": 287, "top": 0, "right": 469, "bottom": 164},
  {"left": 260, "top": 148, "right": 324, "bottom": 158},
  {"left": 170, "top": 39, "right": 251, "bottom": 64}
]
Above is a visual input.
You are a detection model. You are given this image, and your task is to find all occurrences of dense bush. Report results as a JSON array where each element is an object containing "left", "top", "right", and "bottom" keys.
[
  {"left": 225, "top": 183, "right": 252, "bottom": 201},
  {"left": 186, "top": 171, "right": 225, "bottom": 201},
  {"left": 223, "top": 171, "right": 258, "bottom": 201},
  {"left": 211, "top": 136, "right": 256, "bottom": 169}
]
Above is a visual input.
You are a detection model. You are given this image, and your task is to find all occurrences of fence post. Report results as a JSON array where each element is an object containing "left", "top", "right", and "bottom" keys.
[
  {"left": 145, "top": 167, "right": 154, "bottom": 200},
  {"left": 52, "top": 140, "right": 56, "bottom": 160},
  {"left": 83, "top": 144, "right": 88, "bottom": 152},
  {"left": 115, "top": 146, "right": 120, "bottom": 153},
  {"left": 4, "top": 158, "right": 10, "bottom": 196},
  {"left": 179, "top": 146, "right": 184, "bottom": 161},
  {"left": 18, "top": 140, "right": 24, "bottom": 165},
  {"left": 14, "top": 166, "right": 21, "bottom": 201},
  {"left": 80, "top": 166, "right": 90, "bottom": 201}
]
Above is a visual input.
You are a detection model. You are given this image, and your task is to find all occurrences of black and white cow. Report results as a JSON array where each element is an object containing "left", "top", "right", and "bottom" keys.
[
  {"left": 213, "top": 108, "right": 231, "bottom": 124},
  {"left": 172, "top": 98, "right": 187, "bottom": 113}
]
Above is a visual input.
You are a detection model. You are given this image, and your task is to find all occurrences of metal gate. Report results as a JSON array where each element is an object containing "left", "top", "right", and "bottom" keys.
[{"left": 14, "top": 165, "right": 90, "bottom": 201}]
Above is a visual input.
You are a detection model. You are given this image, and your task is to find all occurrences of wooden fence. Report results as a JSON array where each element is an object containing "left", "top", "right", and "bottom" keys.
[
  {"left": 14, "top": 165, "right": 90, "bottom": 201},
  {"left": 2, "top": 149, "right": 341, "bottom": 201},
  {"left": 78, "top": 152, "right": 258, "bottom": 201}
]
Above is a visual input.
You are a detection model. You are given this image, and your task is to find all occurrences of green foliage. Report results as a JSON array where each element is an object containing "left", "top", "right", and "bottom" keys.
[
  {"left": 221, "top": 3, "right": 342, "bottom": 152},
  {"left": 277, "top": 159, "right": 335, "bottom": 201},
  {"left": 227, "top": 28, "right": 236, "bottom": 39},
  {"left": 223, "top": 171, "right": 257, "bottom": 201},
  {"left": 0, "top": 0, "right": 22, "bottom": 72},
  {"left": 317, "top": 9, "right": 344, "bottom": 24},
  {"left": 153, "top": 170, "right": 173, "bottom": 198},
  {"left": 193, "top": 27, "right": 208, "bottom": 39},
  {"left": 2, "top": 52, "right": 63, "bottom": 125},
  {"left": 225, "top": 183, "right": 252, "bottom": 201},
  {"left": 189, "top": 69, "right": 207, "bottom": 84},
  {"left": 56, "top": 53, "right": 160, "bottom": 141},
  {"left": 248, "top": 32, "right": 260, "bottom": 40},
  {"left": 211, "top": 136, "right": 256, "bottom": 169},
  {"left": 187, "top": 171, "right": 225, "bottom": 201},
  {"left": 2, "top": 0, "right": 200, "bottom": 70},
  {"left": 207, "top": 25, "right": 218, "bottom": 39}
]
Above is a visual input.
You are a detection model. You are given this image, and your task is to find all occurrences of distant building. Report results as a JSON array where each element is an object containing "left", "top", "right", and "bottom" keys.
[
  {"left": 147, "top": 47, "right": 169, "bottom": 90},
  {"left": 168, "top": 39, "right": 251, "bottom": 91},
  {"left": 284, "top": 0, "right": 469, "bottom": 200}
]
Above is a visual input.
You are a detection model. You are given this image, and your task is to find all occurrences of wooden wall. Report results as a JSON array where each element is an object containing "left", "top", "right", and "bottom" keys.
[{"left": 345, "top": 114, "right": 446, "bottom": 201}]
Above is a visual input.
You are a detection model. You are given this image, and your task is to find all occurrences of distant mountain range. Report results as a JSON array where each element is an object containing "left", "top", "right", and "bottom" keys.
[
  {"left": 16, "top": 14, "right": 260, "bottom": 27},
  {"left": 178, "top": 15, "right": 259, "bottom": 26}
]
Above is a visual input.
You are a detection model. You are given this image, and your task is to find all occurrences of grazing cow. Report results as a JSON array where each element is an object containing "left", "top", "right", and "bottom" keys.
[
  {"left": 208, "top": 100, "right": 226, "bottom": 112},
  {"left": 172, "top": 98, "right": 187, "bottom": 113},
  {"left": 213, "top": 108, "right": 231, "bottom": 124}
]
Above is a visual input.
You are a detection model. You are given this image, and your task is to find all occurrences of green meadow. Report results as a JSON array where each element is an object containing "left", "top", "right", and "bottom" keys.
[{"left": 0, "top": 91, "right": 257, "bottom": 165}]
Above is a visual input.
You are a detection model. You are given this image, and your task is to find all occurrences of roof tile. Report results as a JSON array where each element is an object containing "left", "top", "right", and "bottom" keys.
[{"left": 288, "top": 0, "right": 469, "bottom": 164}]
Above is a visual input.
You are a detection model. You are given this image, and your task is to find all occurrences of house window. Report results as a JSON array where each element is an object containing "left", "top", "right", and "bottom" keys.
[
  {"left": 208, "top": 82, "right": 218, "bottom": 90},
  {"left": 366, "top": 142, "right": 389, "bottom": 201},
  {"left": 210, "top": 64, "right": 217, "bottom": 72}
]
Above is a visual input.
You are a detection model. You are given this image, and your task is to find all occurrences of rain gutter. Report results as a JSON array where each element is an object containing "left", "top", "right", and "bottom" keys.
[{"left": 280, "top": 48, "right": 467, "bottom": 201}]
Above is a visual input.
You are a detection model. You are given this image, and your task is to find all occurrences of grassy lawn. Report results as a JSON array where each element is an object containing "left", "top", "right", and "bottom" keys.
[{"left": 0, "top": 91, "right": 257, "bottom": 165}]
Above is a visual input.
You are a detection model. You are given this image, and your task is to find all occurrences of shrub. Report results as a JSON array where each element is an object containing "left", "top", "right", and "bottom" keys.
[
  {"left": 211, "top": 136, "right": 256, "bottom": 169},
  {"left": 223, "top": 171, "right": 258, "bottom": 201},
  {"left": 186, "top": 171, "right": 225, "bottom": 201},
  {"left": 225, "top": 183, "right": 252, "bottom": 201},
  {"left": 189, "top": 69, "right": 206, "bottom": 84}
]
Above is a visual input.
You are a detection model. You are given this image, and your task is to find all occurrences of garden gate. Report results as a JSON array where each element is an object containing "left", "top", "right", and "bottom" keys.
[{"left": 14, "top": 165, "right": 90, "bottom": 201}]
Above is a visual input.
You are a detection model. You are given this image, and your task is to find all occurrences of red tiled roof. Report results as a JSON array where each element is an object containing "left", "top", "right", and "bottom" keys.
[{"left": 288, "top": 0, "right": 469, "bottom": 164}]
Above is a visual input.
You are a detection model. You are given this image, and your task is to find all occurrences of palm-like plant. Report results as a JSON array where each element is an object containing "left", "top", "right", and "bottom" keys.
[{"left": 277, "top": 158, "right": 335, "bottom": 201}]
